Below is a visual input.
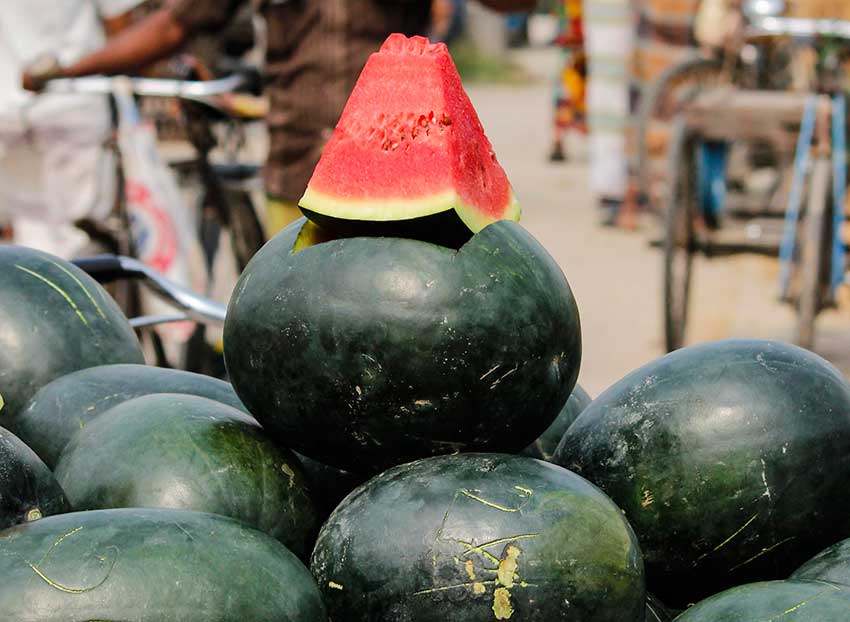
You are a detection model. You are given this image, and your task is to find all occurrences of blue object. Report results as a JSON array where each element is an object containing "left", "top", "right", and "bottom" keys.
[
  {"left": 697, "top": 141, "right": 729, "bottom": 227},
  {"left": 831, "top": 94, "right": 847, "bottom": 294},
  {"left": 779, "top": 95, "right": 819, "bottom": 297}
]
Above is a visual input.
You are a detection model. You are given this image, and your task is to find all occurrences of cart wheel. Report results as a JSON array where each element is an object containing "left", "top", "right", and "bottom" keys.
[
  {"left": 664, "top": 120, "right": 697, "bottom": 353},
  {"left": 796, "top": 156, "right": 831, "bottom": 350},
  {"left": 636, "top": 56, "right": 724, "bottom": 216}
]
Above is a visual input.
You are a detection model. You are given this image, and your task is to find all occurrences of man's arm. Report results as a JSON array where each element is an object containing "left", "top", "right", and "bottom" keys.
[
  {"left": 102, "top": 6, "right": 137, "bottom": 38},
  {"left": 476, "top": 0, "right": 538, "bottom": 11},
  {"left": 23, "top": 0, "right": 243, "bottom": 90},
  {"left": 66, "top": 8, "right": 186, "bottom": 78}
]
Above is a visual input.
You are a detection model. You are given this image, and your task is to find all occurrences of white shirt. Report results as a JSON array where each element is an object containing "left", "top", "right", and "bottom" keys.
[
  {"left": 0, "top": 0, "right": 141, "bottom": 116},
  {"left": 0, "top": 0, "right": 142, "bottom": 258}
]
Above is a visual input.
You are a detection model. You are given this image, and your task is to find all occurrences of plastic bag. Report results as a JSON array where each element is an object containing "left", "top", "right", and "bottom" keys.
[{"left": 112, "top": 78, "right": 208, "bottom": 365}]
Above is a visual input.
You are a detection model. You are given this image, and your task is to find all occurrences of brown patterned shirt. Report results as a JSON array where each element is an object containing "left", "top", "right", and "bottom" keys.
[{"left": 169, "top": 0, "right": 431, "bottom": 202}]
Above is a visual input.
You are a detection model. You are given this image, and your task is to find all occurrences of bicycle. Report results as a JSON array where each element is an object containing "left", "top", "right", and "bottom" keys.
[{"left": 43, "top": 70, "right": 266, "bottom": 373}]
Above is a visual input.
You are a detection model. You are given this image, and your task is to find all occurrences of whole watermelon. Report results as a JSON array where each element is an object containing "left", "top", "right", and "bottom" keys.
[
  {"left": 53, "top": 394, "right": 318, "bottom": 559},
  {"left": 16, "top": 364, "right": 247, "bottom": 468},
  {"left": 791, "top": 538, "right": 850, "bottom": 586},
  {"left": 224, "top": 219, "right": 581, "bottom": 473},
  {"left": 0, "top": 246, "right": 144, "bottom": 425},
  {"left": 675, "top": 580, "right": 850, "bottom": 621},
  {"left": 554, "top": 339, "right": 850, "bottom": 607},
  {"left": 522, "top": 383, "right": 591, "bottom": 461},
  {"left": 0, "top": 426, "right": 68, "bottom": 529},
  {"left": 310, "top": 453, "right": 645, "bottom": 622},
  {"left": 0, "top": 508, "right": 327, "bottom": 622}
]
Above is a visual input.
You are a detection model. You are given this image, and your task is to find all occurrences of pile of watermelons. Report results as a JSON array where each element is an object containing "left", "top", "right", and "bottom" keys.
[{"left": 2, "top": 34, "right": 850, "bottom": 621}]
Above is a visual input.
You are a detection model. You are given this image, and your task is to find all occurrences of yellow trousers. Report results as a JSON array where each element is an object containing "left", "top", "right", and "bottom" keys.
[{"left": 264, "top": 198, "right": 303, "bottom": 237}]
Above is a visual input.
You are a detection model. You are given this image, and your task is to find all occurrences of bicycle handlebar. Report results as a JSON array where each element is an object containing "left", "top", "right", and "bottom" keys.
[
  {"left": 748, "top": 15, "right": 850, "bottom": 40},
  {"left": 44, "top": 73, "right": 249, "bottom": 100},
  {"left": 73, "top": 255, "right": 227, "bottom": 327}
]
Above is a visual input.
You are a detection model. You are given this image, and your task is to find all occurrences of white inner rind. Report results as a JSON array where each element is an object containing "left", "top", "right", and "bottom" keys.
[{"left": 300, "top": 187, "right": 521, "bottom": 234}]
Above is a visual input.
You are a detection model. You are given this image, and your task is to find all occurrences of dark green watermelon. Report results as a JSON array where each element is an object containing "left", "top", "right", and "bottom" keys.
[
  {"left": 674, "top": 580, "right": 850, "bottom": 621},
  {"left": 225, "top": 218, "right": 581, "bottom": 473},
  {"left": 54, "top": 393, "right": 318, "bottom": 560},
  {"left": 310, "top": 453, "right": 645, "bottom": 622},
  {"left": 553, "top": 339, "right": 850, "bottom": 608},
  {"left": 0, "top": 426, "right": 68, "bottom": 529},
  {"left": 293, "top": 451, "right": 365, "bottom": 519},
  {"left": 0, "top": 246, "right": 144, "bottom": 424},
  {"left": 791, "top": 538, "right": 850, "bottom": 586},
  {"left": 16, "top": 364, "right": 248, "bottom": 468},
  {"left": 522, "top": 383, "right": 591, "bottom": 461},
  {"left": 0, "top": 507, "right": 327, "bottom": 621}
]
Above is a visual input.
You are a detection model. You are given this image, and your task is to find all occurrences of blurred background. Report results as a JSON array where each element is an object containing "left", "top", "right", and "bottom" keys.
[{"left": 5, "top": 0, "right": 850, "bottom": 393}]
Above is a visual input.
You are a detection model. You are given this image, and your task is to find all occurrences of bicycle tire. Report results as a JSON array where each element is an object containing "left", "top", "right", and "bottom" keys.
[
  {"left": 796, "top": 156, "right": 831, "bottom": 350},
  {"left": 663, "top": 119, "right": 697, "bottom": 353},
  {"left": 636, "top": 56, "right": 725, "bottom": 216},
  {"left": 227, "top": 189, "right": 266, "bottom": 272}
]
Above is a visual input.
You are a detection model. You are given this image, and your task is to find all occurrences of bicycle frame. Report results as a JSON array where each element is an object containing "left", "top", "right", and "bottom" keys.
[{"left": 73, "top": 254, "right": 226, "bottom": 328}]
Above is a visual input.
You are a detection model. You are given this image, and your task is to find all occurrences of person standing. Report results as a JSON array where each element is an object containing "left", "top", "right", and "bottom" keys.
[
  {"left": 0, "top": 0, "right": 142, "bottom": 258},
  {"left": 27, "top": 0, "right": 536, "bottom": 236},
  {"left": 549, "top": 0, "right": 587, "bottom": 163},
  {"left": 581, "top": 0, "right": 632, "bottom": 223}
]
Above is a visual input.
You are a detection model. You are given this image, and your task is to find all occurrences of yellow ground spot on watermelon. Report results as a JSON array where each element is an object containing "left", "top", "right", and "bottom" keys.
[
  {"left": 328, "top": 581, "right": 344, "bottom": 590},
  {"left": 281, "top": 464, "right": 296, "bottom": 488},
  {"left": 492, "top": 587, "right": 513, "bottom": 619},
  {"left": 47, "top": 260, "right": 107, "bottom": 319},
  {"left": 26, "top": 509, "right": 42, "bottom": 522},
  {"left": 465, "top": 559, "right": 476, "bottom": 580},
  {"left": 14, "top": 265, "right": 89, "bottom": 327},
  {"left": 496, "top": 546, "right": 521, "bottom": 589}
]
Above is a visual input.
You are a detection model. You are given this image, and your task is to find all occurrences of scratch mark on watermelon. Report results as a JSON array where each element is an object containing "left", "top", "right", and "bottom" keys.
[
  {"left": 413, "top": 579, "right": 497, "bottom": 596},
  {"left": 694, "top": 513, "right": 759, "bottom": 565},
  {"left": 728, "top": 536, "right": 796, "bottom": 572},
  {"left": 14, "top": 265, "right": 89, "bottom": 327},
  {"left": 458, "top": 534, "right": 540, "bottom": 559},
  {"left": 47, "top": 259, "right": 107, "bottom": 319},
  {"left": 26, "top": 526, "right": 118, "bottom": 594}
]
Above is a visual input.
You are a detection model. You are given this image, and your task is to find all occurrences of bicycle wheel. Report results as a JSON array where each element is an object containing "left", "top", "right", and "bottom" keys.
[
  {"left": 226, "top": 188, "right": 266, "bottom": 272},
  {"left": 795, "top": 156, "right": 831, "bottom": 350},
  {"left": 663, "top": 120, "right": 697, "bottom": 353},
  {"left": 636, "top": 56, "right": 724, "bottom": 216}
]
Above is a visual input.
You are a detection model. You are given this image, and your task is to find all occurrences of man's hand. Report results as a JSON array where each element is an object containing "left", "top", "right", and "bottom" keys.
[{"left": 22, "top": 55, "right": 64, "bottom": 92}]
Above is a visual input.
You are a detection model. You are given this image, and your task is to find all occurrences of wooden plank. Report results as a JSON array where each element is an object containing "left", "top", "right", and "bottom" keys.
[{"left": 684, "top": 89, "right": 809, "bottom": 141}]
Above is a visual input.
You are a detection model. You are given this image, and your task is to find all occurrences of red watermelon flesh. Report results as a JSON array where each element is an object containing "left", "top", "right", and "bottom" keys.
[{"left": 299, "top": 34, "right": 520, "bottom": 233}]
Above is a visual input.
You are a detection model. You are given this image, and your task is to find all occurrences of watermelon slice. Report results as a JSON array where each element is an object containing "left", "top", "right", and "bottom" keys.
[{"left": 299, "top": 34, "right": 521, "bottom": 233}]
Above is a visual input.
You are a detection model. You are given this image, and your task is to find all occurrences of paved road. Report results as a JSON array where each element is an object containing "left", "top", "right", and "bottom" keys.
[{"left": 467, "top": 76, "right": 850, "bottom": 396}]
